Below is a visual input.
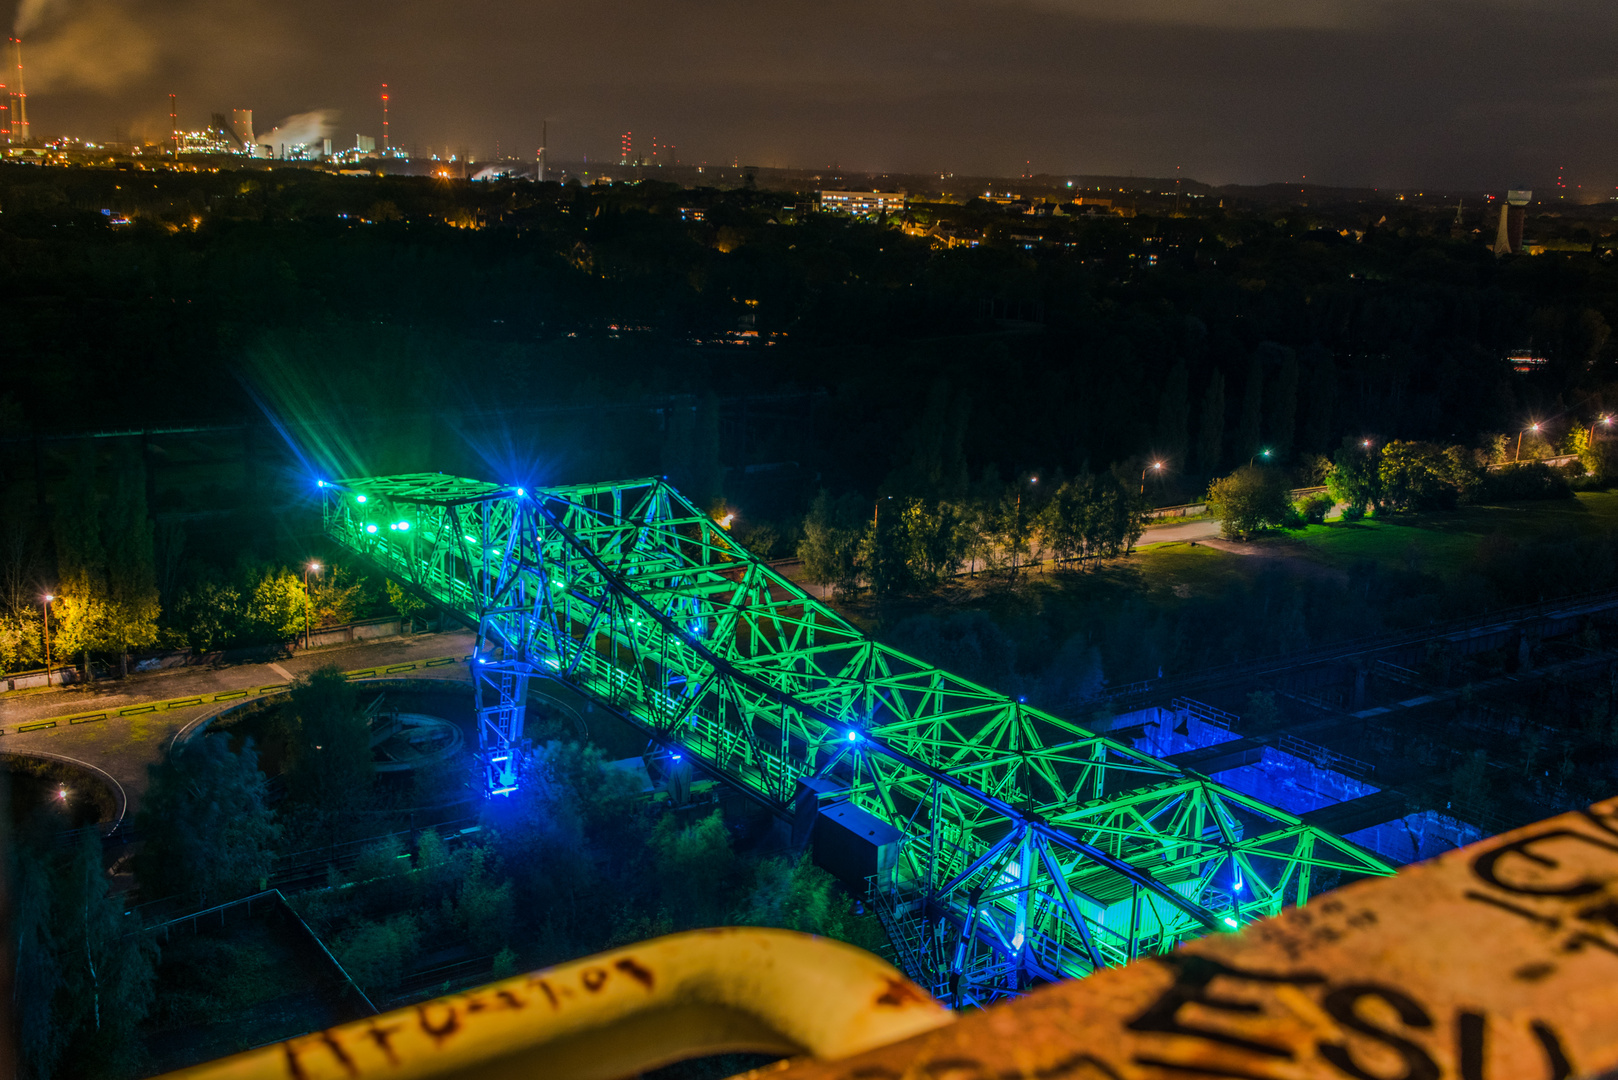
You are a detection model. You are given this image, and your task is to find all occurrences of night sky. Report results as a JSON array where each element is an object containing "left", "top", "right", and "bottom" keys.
[{"left": 18, "top": 0, "right": 1618, "bottom": 189}]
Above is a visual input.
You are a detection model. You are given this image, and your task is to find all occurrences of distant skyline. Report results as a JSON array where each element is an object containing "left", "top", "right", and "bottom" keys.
[{"left": 16, "top": 0, "right": 1618, "bottom": 192}]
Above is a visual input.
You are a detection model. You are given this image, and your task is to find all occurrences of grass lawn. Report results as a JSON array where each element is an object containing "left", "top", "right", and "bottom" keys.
[{"left": 1286, "top": 490, "right": 1618, "bottom": 578}]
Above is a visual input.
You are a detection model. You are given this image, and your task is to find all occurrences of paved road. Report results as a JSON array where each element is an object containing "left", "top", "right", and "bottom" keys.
[
  {"left": 1137, "top": 518, "right": 1222, "bottom": 546},
  {"left": 0, "top": 631, "right": 476, "bottom": 823}
]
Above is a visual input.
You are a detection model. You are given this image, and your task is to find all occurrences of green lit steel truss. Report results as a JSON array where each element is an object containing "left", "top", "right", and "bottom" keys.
[{"left": 323, "top": 473, "right": 1394, "bottom": 1003}]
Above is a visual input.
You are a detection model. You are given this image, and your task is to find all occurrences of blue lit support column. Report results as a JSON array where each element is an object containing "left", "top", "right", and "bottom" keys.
[{"left": 473, "top": 648, "right": 528, "bottom": 796}]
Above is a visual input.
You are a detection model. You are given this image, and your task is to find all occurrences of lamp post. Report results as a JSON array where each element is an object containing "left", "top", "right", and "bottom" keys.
[
  {"left": 1515, "top": 422, "right": 1540, "bottom": 463},
  {"left": 41, "top": 594, "right": 52, "bottom": 686},
  {"left": 1141, "top": 461, "right": 1163, "bottom": 495},
  {"left": 873, "top": 495, "right": 892, "bottom": 529},
  {"left": 303, "top": 562, "right": 321, "bottom": 650},
  {"left": 1250, "top": 448, "right": 1272, "bottom": 468},
  {"left": 1590, "top": 416, "right": 1612, "bottom": 446}
]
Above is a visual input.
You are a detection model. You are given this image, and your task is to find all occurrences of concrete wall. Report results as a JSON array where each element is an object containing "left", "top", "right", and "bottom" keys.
[{"left": 4, "top": 666, "right": 79, "bottom": 691}]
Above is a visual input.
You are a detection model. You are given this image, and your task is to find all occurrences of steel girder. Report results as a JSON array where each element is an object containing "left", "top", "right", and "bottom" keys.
[{"left": 322, "top": 473, "right": 1394, "bottom": 1003}]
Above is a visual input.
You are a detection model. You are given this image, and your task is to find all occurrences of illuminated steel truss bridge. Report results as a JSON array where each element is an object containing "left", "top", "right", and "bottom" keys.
[{"left": 323, "top": 474, "right": 1393, "bottom": 1004}]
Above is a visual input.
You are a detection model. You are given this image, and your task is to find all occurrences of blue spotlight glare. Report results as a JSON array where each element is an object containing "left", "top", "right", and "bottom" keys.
[
  {"left": 672, "top": 753, "right": 682, "bottom": 761},
  {"left": 847, "top": 730, "right": 860, "bottom": 743}
]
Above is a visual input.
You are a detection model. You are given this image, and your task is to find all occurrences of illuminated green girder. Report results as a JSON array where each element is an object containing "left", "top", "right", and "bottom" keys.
[{"left": 323, "top": 473, "right": 1393, "bottom": 1003}]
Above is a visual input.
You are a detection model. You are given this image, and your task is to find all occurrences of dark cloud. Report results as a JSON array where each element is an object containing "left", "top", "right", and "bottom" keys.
[{"left": 17, "top": 0, "right": 1618, "bottom": 187}]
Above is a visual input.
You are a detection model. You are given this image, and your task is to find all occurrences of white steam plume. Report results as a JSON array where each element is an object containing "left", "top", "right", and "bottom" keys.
[{"left": 257, "top": 109, "right": 336, "bottom": 155}]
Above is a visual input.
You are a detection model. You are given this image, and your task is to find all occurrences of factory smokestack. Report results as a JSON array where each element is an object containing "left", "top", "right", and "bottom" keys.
[
  {"left": 169, "top": 93, "right": 178, "bottom": 156},
  {"left": 381, "top": 83, "right": 389, "bottom": 152},
  {"left": 230, "top": 108, "right": 255, "bottom": 148},
  {"left": 9, "top": 38, "right": 26, "bottom": 145}
]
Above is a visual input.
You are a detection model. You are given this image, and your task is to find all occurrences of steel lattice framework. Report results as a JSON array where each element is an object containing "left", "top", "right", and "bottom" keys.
[{"left": 323, "top": 473, "right": 1394, "bottom": 1003}]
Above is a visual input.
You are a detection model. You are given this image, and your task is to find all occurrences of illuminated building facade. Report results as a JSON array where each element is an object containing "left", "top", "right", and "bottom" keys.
[{"left": 818, "top": 190, "right": 907, "bottom": 216}]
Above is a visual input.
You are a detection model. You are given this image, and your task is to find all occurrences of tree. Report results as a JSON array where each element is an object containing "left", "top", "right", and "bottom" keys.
[
  {"left": 860, "top": 505, "right": 913, "bottom": 600},
  {"left": 798, "top": 491, "right": 865, "bottom": 597},
  {"left": 902, "top": 499, "right": 966, "bottom": 587},
  {"left": 18, "top": 831, "right": 158, "bottom": 1079},
  {"left": 652, "top": 810, "right": 737, "bottom": 927},
  {"left": 284, "top": 666, "right": 373, "bottom": 806},
  {"left": 1237, "top": 354, "right": 1264, "bottom": 461},
  {"left": 103, "top": 441, "right": 161, "bottom": 674},
  {"left": 386, "top": 579, "right": 428, "bottom": 631},
  {"left": 1377, "top": 441, "right": 1479, "bottom": 511},
  {"left": 134, "top": 734, "right": 280, "bottom": 904},
  {"left": 1299, "top": 347, "right": 1337, "bottom": 455},
  {"left": 1206, "top": 466, "right": 1292, "bottom": 540},
  {"left": 308, "top": 564, "right": 365, "bottom": 627},
  {"left": 1195, "top": 371, "right": 1226, "bottom": 474},
  {"left": 249, "top": 568, "right": 306, "bottom": 642},
  {"left": 1326, "top": 439, "right": 1381, "bottom": 517},
  {"left": 1266, "top": 350, "right": 1299, "bottom": 461},
  {"left": 737, "top": 853, "right": 848, "bottom": 940},
  {"left": 0, "top": 604, "right": 45, "bottom": 674},
  {"left": 1156, "top": 361, "right": 1190, "bottom": 465}
]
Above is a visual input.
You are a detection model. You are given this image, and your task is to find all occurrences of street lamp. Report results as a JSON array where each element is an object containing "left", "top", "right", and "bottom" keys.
[
  {"left": 1515, "top": 422, "right": 1541, "bottom": 463},
  {"left": 1250, "top": 448, "right": 1272, "bottom": 467},
  {"left": 1141, "top": 460, "right": 1164, "bottom": 495},
  {"left": 873, "top": 495, "right": 892, "bottom": 528},
  {"left": 1590, "top": 415, "right": 1613, "bottom": 445},
  {"left": 303, "top": 563, "right": 321, "bottom": 650},
  {"left": 41, "top": 594, "right": 52, "bottom": 686}
]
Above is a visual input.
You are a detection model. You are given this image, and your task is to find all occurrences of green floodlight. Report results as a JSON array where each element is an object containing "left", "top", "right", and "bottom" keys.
[{"left": 356, "top": 494, "right": 367, "bottom": 503}]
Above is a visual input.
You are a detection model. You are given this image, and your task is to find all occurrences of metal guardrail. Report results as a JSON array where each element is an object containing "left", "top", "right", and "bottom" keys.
[
  {"left": 1170, "top": 696, "right": 1239, "bottom": 731},
  {"left": 1275, "top": 732, "right": 1376, "bottom": 778},
  {"left": 0, "top": 653, "right": 474, "bottom": 736}
]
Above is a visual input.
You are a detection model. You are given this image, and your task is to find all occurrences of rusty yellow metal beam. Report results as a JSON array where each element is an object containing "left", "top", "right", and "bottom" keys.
[{"left": 152, "top": 928, "right": 952, "bottom": 1080}]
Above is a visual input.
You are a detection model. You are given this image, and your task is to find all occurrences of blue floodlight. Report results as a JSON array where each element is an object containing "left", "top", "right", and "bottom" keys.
[
  {"left": 516, "top": 487, "right": 525, "bottom": 497},
  {"left": 491, "top": 786, "right": 517, "bottom": 796},
  {"left": 317, "top": 479, "right": 326, "bottom": 487},
  {"left": 1011, "top": 931, "right": 1025, "bottom": 951},
  {"left": 847, "top": 730, "right": 860, "bottom": 743},
  {"left": 672, "top": 753, "right": 682, "bottom": 761}
]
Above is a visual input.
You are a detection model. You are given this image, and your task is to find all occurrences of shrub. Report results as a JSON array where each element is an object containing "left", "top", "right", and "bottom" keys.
[
  {"left": 1295, "top": 493, "right": 1334, "bottom": 525},
  {"left": 1206, "top": 466, "right": 1292, "bottom": 540},
  {"left": 1475, "top": 462, "right": 1572, "bottom": 503}
]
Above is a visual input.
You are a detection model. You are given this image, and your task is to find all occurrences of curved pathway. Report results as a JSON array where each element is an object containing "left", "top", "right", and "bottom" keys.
[{"left": 0, "top": 631, "right": 476, "bottom": 820}]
